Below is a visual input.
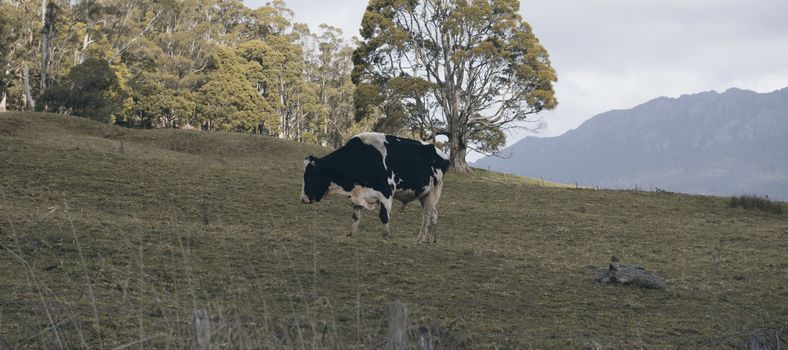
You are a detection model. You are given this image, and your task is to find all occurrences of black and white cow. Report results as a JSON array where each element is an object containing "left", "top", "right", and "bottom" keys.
[{"left": 300, "top": 132, "right": 450, "bottom": 242}]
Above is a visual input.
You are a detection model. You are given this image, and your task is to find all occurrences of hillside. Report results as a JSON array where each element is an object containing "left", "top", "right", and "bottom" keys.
[
  {"left": 1, "top": 112, "right": 786, "bottom": 349},
  {"left": 475, "top": 88, "right": 788, "bottom": 200}
]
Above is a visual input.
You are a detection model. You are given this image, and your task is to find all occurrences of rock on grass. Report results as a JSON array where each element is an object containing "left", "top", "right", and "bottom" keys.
[{"left": 596, "top": 264, "right": 668, "bottom": 290}]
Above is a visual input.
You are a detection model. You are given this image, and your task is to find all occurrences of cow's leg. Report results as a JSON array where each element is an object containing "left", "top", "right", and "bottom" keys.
[
  {"left": 423, "top": 180, "right": 444, "bottom": 243},
  {"left": 378, "top": 196, "right": 392, "bottom": 238},
  {"left": 426, "top": 205, "right": 438, "bottom": 243},
  {"left": 417, "top": 196, "right": 430, "bottom": 242},
  {"left": 418, "top": 195, "right": 437, "bottom": 243},
  {"left": 349, "top": 204, "right": 363, "bottom": 237}
]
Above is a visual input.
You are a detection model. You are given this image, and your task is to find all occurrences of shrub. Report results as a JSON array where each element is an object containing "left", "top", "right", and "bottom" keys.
[{"left": 729, "top": 195, "right": 784, "bottom": 214}]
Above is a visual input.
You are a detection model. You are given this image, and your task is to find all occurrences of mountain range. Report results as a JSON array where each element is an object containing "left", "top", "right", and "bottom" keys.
[{"left": 474, "top": 87, "right": 788, "bottom": 201}]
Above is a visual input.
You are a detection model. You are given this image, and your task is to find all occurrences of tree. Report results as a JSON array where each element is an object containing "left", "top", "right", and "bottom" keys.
[
  {"left": 0, "top": 0, "right": 41, "bottom": 111},
  {"left": 39, "top": 0, "right": 56, "bottom": 93},
  {"left": 0, "top": 10, "right": 11, "bottom": 109},
  {"left": 130, "top": 78, "right": 195, "bottom": 128},
  {"left": 195, "top": 45, "right": 275, "bottom": 132},
  {"left": 41, "top": 58, "right": 130, "bottom": 123},
  {"left": 353, "top": 0, "right": 557, "bottom": 173},
  {"left": 257, "top": 33, "right": 315, "bottom": 140},
  {"left": 297, "top": 24, "right": 357, "bottom": 148}
]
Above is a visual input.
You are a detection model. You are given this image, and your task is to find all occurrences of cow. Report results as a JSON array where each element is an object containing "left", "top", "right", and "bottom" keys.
[{"left": 300, "top": 132, "right": 450, "bottom": 243}]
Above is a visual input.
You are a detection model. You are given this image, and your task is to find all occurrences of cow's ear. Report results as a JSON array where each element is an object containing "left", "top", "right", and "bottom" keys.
[{"left": 304, "top": 155, "right": 317, "bottom": 167}]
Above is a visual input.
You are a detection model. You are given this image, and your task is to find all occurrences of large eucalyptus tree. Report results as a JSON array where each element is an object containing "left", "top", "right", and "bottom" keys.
[{"left": 353, "top": 0, "right": 557, "bottom": 172}]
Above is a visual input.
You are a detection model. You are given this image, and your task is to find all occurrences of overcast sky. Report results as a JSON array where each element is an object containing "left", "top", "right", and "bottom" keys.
[{"left": 244, "top": 0, "right": 788, "bottom": 159}]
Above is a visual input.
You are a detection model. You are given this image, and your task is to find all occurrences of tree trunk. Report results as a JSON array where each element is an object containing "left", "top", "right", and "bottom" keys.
[
  {"left": 77, "top": 31, "right": 90, "bottom": 65},
  {"left": 40, "top": 40, "right": 48, "bottom": 92},
  {"left": 1, "top": 68, "right": 9, "bottom": 111},
  {"left": 40, "top": 0, "right": 48, "bottom": 92},
  {"left": 40, "top": 0, "right": 47, "bottom": 28},
  {"left": 448, "top": 132, "right": 472, "bottom": 173},
  {"left": 23, "top": 64, "right": 35, "bottom": 111}
]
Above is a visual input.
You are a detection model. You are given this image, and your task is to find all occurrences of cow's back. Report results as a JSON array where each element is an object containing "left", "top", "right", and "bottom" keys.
[
  {"left": 319, "top": 136, "right": 390, "bottom": 194},
  {"left": 383, "top": 135, "right": 449, "bottom": 194}
]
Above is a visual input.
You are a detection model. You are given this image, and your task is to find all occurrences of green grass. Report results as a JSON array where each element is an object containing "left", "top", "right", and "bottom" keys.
[{"left": 1, "top": 112, "right": 786, "bottom": 349}]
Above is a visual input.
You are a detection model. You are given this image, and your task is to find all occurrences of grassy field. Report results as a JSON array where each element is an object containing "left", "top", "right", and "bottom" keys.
[{"left": 1, "top": 112, "right": 786, "bottom": 349}]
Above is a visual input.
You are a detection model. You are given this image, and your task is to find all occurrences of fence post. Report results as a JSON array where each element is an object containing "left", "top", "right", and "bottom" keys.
[
  {"left": 417, "top": 326, "right": 433, "bottom": 350},
  {"left": 193, "top": 308, "right": 210, "bottom": 350},
  {"left": 387, "top": 300, "right": 408, "bottom": 350}
]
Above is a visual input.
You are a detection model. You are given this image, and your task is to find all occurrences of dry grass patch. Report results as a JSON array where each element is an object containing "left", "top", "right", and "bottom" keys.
[{"left": 1, "top": 112, "right": 786, "bottom": 349}]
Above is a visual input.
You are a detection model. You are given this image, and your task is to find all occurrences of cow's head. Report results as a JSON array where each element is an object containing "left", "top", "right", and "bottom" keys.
[{"left": 301, "top": 155, "right": 330, "bottom": 204}]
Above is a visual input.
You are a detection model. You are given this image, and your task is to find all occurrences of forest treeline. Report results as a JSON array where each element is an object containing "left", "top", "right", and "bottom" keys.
[
  {"left": 0, "top": 0, "right": 369, "bottom": 148},
  {"left": 1, "top": 0, "right": 557, "bottom": 167}
]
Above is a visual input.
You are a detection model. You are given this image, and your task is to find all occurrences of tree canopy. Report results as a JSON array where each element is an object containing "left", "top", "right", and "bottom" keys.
[
  {"left": 353, "top": 0, "right": 557, "bottom": 172},
  {"left": 0, "top": 0, "right": 359, "bottom": 148}
]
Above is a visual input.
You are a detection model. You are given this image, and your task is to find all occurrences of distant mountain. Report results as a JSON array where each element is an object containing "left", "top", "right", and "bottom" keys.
[{"left": 474, "top": 88, "right": 788, "bottom": 201}]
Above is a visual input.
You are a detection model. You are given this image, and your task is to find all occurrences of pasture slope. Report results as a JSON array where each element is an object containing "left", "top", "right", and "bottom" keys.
[{"left": 0, "top": 112, "right": 785, "bottom": 349}]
